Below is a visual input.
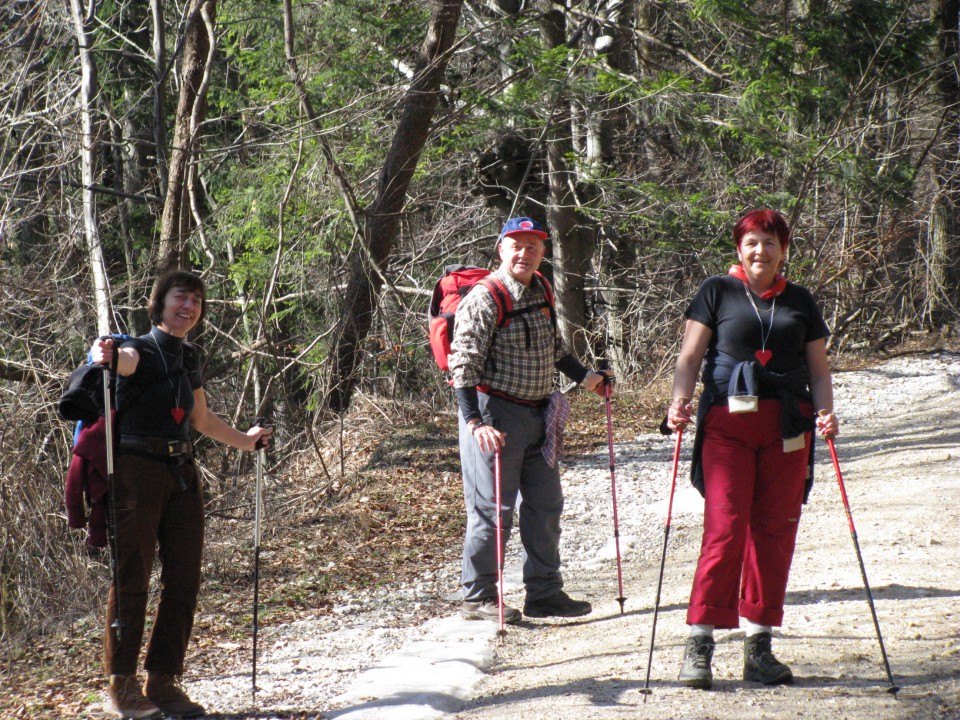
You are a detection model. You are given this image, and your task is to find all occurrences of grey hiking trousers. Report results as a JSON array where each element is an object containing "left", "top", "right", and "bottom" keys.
[{"left": 459, "top": 392, "right": 564, "bottom": 603}]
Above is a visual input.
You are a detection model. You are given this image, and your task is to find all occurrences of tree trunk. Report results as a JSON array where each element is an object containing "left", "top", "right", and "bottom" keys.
[
  {"left": 928, "top": 0, "right": 960, "bottom": 325},
  {"left": 587, "top": 0, "right": 636, "bottom": 171},
  {"left": 157, "top": 0, "right": 217, "bottom": 274},
  {"left": 588, "top": 0, "right": 637, "bottom": 372},
  {"left": 68, "top": 0, "right": 111, "bottom": 336},
  {"left": 539, "top": 1, "right": 594, "bottom": 358},
  {"left": 152, "top": 0, "right": 169, "bottom": 197},
  {"left": 326, "top": 0, "right": 464, "bottom": 412}
]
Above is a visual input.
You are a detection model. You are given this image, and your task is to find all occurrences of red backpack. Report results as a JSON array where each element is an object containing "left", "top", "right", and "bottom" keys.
[{"left": 427, "top": 265, "right": 555, "bottom": 373}]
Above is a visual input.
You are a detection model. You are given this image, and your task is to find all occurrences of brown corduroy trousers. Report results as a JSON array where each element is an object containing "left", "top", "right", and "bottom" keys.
[{"left": 102, "top": 452, "right": 203, "bottom": 676}]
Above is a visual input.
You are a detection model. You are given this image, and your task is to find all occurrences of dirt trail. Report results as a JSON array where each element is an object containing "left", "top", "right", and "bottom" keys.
[{"left": 454, "top": 354, "right": 960, "bottom": 720}]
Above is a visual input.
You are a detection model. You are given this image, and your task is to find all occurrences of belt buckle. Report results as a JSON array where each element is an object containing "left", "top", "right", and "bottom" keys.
[{"left": 167, "top": 440, "right": 180, "bottom": 456}]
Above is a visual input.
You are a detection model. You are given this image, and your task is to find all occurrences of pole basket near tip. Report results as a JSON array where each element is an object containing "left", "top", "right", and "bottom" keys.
[{"left": 825, "top": 437, "right": 900, "bottom": 695}]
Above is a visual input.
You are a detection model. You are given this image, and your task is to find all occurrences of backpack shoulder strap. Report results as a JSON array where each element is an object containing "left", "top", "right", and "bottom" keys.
[
  {"left": 478, "top": 275, "right": 514, "bottom": 328},
  {"left": 533, "top": 271, "right": 557, "bottom": 326},
  {"left": 533, "top": 271, "right": 555, "bottom": 306}
]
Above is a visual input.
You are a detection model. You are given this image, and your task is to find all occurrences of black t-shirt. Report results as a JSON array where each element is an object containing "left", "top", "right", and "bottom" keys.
[
  {"left": 686, "top": 275, "right": 830, "bottom": 377},
  {"left": 116, "top": 328, "right": 204, "bottom": 440}
]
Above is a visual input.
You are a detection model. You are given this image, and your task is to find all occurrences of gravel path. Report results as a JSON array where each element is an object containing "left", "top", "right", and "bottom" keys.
[{"left": 88, "top": 352, "right": 960, "bottom": 719}]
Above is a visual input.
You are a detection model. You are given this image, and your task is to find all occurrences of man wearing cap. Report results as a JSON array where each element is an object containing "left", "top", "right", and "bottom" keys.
[{"left": 449, "top": 216, "right": 610, "bottom": 623}]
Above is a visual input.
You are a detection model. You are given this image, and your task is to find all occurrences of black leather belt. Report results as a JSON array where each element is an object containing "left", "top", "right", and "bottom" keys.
[{"left": 119, "top": 435, "right": 193, "bottom": 458}]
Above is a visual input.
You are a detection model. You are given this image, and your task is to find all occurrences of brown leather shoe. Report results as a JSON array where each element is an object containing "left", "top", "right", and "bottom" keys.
[
  {"left": 145, "top": 672, "right": 206, "bottom": 717},
  {"left": 108, "top": 675, "right": 164, "bottom": 720}
]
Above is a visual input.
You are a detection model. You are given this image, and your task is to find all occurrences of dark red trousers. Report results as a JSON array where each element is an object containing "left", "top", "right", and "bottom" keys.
[
  {"left": 103, "top": 453, "right": 204, "bottom": 676},
  {"left": 686, "top": 399, "right": 811, "bottom": 629}
]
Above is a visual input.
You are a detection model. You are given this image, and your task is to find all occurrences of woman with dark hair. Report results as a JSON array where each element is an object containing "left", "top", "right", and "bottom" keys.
[
  {"left": 665, "top": 210, "right": 839, "bottom": 690},
  {"left": 91, "top": 270, "right": 271, "bottom": 719}
]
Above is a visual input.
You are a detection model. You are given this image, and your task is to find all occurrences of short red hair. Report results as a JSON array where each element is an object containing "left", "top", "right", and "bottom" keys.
[{"left": 733, "top": 209, "right": 790, "bottom": 248}]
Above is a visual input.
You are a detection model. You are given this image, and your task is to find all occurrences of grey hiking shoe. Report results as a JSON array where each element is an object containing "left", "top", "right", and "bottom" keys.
[
  {"left": 744, "top": 632, "right": 793, "bottom": 685},
  {"left": 523, "top": 590, "right": 592, "bottom": 618},
  {"left": 679, "top": 635, "right": 715, "bottom": 690},
  {"left": 461, "top": 598, "right": 522, "bottom": 624}
]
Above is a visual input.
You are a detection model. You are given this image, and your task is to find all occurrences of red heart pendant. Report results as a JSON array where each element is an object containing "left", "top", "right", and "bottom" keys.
[
  {"left": 171, "top": 407, "right": 186, "bottom": 424},
  {"left": 755, "top": 349, "right": 773, "bottom": 366}
]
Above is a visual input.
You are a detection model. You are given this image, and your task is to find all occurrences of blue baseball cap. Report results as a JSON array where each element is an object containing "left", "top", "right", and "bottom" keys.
[{"left": 500, "top": 217, "right": 549, "bottom": 241}]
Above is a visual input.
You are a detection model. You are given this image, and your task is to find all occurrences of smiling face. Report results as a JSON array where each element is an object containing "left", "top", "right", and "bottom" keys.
[
  {"left": 737, "top": 230, "right": 785, "bottom": 291},
  {"left": 157, "top": 285, "right": 203, "bottom": 337},
  {"left": 498, "top": 232, "right": 546, "bottom": 285}
]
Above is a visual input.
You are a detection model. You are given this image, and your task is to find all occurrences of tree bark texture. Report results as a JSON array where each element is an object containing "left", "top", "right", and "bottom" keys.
[
  {"left": 928, "top": 0, "right": 960, "bottom": 323},
  {"left": 158, "top": 0, "right": 217, "bottom": 274},
  {"left": 152, "top": 0, "right": 169, "bottom": 196},
  {"left": 595, "top": 0, "right": 638, "bottom": 374},
  {"left": 68, "top": 0, "right": 111, "bottom": 336},
  {"left": 326, "top": 0, "right": 465, "bottom": 412},
  {"left": 539, "top": 1, "right": 594, "bottom": 359}
]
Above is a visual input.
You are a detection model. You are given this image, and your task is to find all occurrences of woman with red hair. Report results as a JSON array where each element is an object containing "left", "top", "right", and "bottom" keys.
[{"left": 665, "top": 209, "right": 839, "bottom": 689}]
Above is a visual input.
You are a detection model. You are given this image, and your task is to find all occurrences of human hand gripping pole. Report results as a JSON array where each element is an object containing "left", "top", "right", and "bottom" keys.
[
  {"left": 822, "top": 423, "right": 900, "bottom": 695},
  {"left": 640, "top": 426, "right": 683, "bottom": 698}
]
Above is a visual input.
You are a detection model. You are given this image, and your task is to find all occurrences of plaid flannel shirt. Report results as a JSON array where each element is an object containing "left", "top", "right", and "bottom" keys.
[{"left": 449, "top": 268, "right": 568, "bottom": 401}]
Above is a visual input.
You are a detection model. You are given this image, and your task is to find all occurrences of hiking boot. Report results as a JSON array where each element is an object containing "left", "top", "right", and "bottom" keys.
[
  {"left": 461, "top": 598, "right": 522, "bottom": 624},
  {"left": 743, "top": 632, "right": 793, "bottom": 685},
  {"left": 145, "top": 672, "right": 206, "bottom": 717},
  {"left": 523, "top": 590, "right": 592, "bottom": 618},
  {"left": 678, "top": 635, "right": 715, "bottom": 690},
  {"left": 108, "top": 675, "right": 163, "bottom": 720}
]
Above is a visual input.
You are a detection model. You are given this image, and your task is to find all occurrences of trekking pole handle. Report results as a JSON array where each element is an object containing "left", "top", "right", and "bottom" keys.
[
  {"left": 597, "top": 359, "right": 615, "bottom": 387},
  {"left": 254, "top": 416, "right": 269, "bottom": 450},
  {"left": 96, "top": 335, "right": 121, "bottom": 373}
]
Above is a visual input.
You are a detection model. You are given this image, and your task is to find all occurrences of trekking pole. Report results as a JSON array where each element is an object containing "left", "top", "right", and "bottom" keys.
[
  {"left": 252, "top": 416, "right": 267, "bottom": 708},
  {"left": 824, "top": 432, "right": 900, "bottom": 695},
  {"left": 493, "top": 445, "right": 507, "bottom": 637},
  {"left": 601, "top": 374, "right": 626, "bottom": 614},
  {"left": 640, "top": 427, "right": 683, "bottom": 698},
  {"left": 100, "top": 341, "right": 124, "bottom": 642}
]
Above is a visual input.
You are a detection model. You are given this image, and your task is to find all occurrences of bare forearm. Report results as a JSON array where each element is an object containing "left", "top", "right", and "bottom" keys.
[
  {"left": 192, "top": 410, "right": 255, "bottom": 450},
  {"left": 671, "top": 359, "right": 700, "bottom": 402},
  {"left": 810, "top": 374, "right": 833, "bottom": 414}
]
